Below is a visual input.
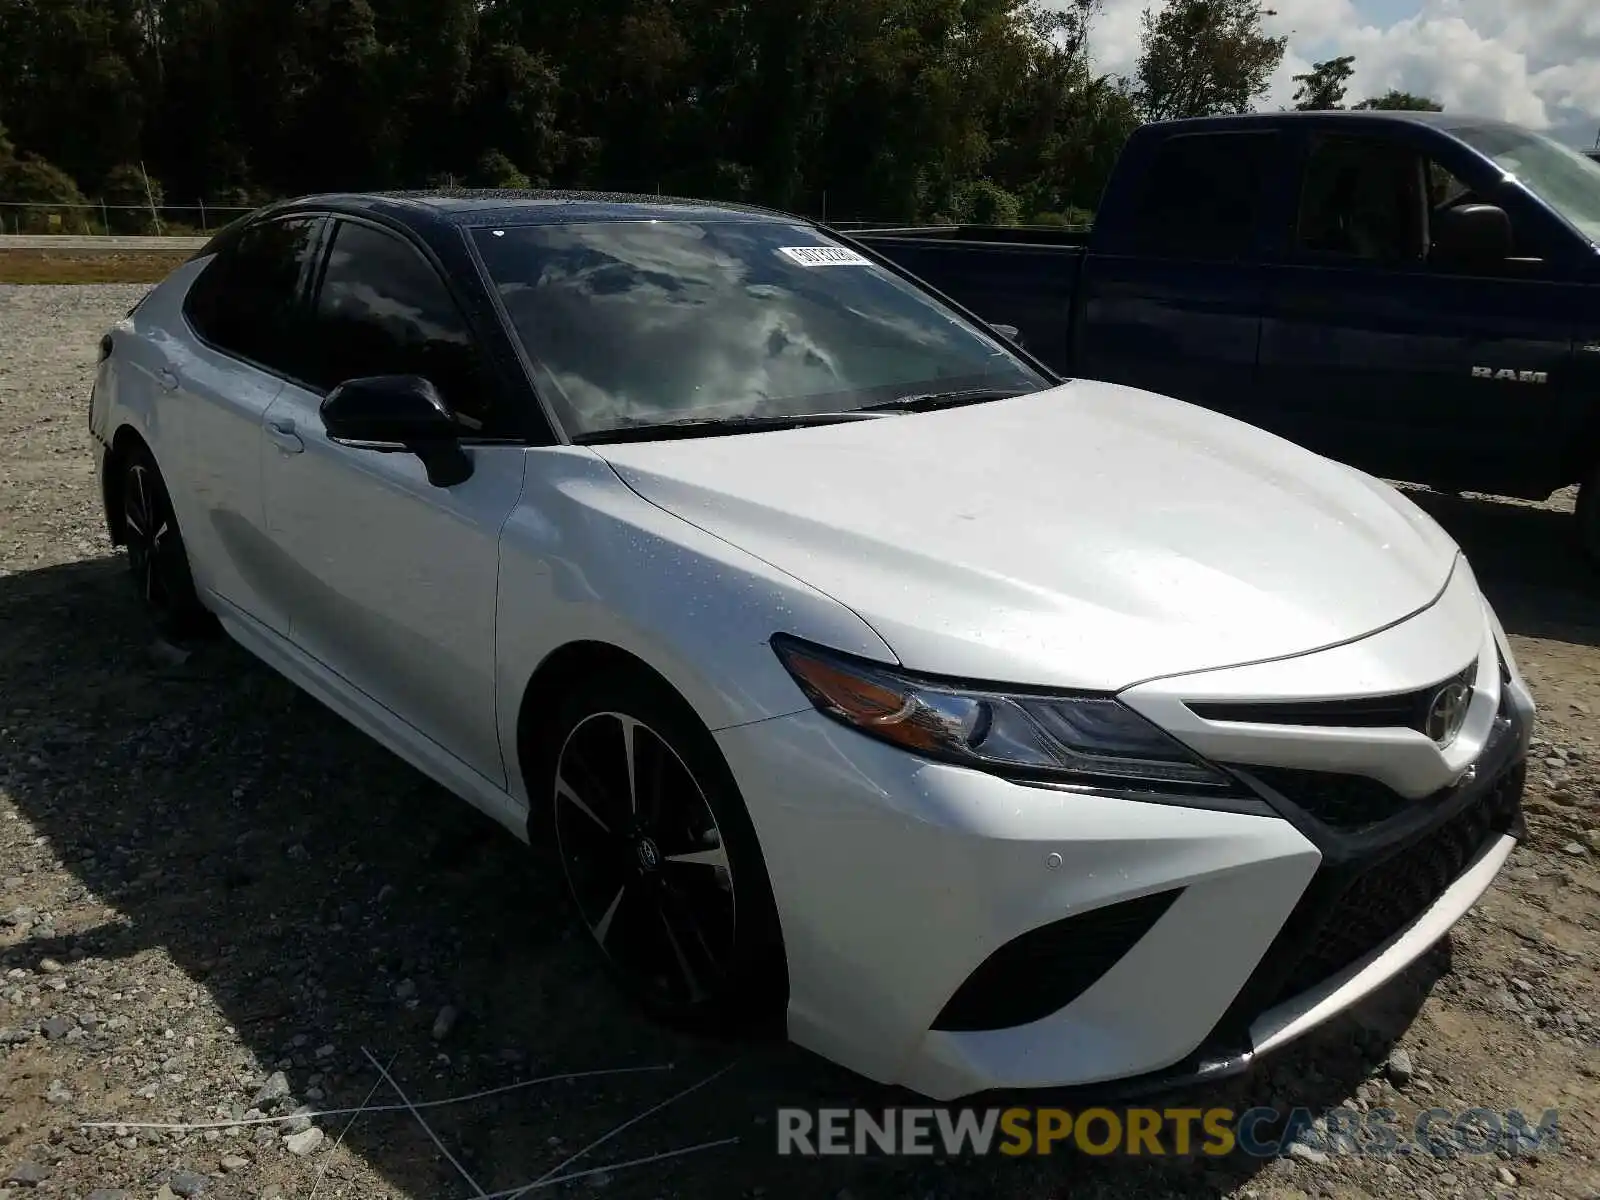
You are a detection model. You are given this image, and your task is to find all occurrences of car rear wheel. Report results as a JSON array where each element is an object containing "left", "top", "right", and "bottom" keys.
[
  {"left": 535, "top": 670, "right": 786, "bottom": 1033},
  {"left": 119, "top": 443, "right": 210, "bottom": 638}
]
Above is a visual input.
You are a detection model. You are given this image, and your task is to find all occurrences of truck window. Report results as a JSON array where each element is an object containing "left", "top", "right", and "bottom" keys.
[
  {"left": 1129, "top": 132, "right": 1278, "bottom": 261},
  {"left": 1296, "top": 136, "right": 1426, "bottom": 263}
]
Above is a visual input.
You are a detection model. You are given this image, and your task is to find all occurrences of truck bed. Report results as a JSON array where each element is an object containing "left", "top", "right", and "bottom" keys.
[{"left": 850, "top": 226, "right": 1086, "bottom": 370}]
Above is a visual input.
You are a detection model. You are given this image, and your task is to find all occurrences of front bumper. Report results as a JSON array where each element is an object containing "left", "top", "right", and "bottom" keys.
[{"left": 720, "top": 571, "right": 1532, "bottom": 1101}]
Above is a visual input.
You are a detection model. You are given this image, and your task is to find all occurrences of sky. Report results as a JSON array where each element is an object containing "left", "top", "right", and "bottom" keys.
[{"left": 1083, "top": 0, "right": 1600, "bottom": 149}]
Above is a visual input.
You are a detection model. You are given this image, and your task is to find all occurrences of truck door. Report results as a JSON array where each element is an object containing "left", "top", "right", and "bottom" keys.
[
  {"left": 1255, "top": 129, "right": 1577, "bottom": 498},
  {"left": 1075, "top": 129, "right": 1279, "bottom": 422}
]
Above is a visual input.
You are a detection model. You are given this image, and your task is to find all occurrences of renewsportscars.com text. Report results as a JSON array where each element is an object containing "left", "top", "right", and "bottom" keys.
[{"left": 775, "top": 1105, "right": 1561, "bottom": 1159}]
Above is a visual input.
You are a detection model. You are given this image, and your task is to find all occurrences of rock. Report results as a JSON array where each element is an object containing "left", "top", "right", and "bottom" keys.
[
  {"left": 85, "top": 1191, "right": 132, "bottom": 1200},
  {"left": 259, "top": 1187, "right": 285, "bottom": 1200},
  {"left": 1562, "top": 842, "right": 1587, "bottom": 857},
  {"left": 36, "top": 958, "right": 63, "bottom": 975},
  {"left": 395, "top": 979, "right": 417, "bottom": 1000},
  {"left": 431, "top": 1005, "right": 459, "bottom": 1041},
  {"left": 219, "top": 1155, "right": 250, "bottom": 1173},
  {"left": 155, "top": 1188, "right": 179, "bottom": 1200},
  {"left": 283, "top": 1127, "right": 324, "bottom": 1156},
  {"left": 314, "top": 1043, "right": 335, "bottom": 1060},
  {"left": 1387, "top": 1048, "right": 1415, "bottom": 1086},
  {"left": 1498, "top": 1166, "right": 1518, "bottom": 1186},
  {"left": 4, "top": 1161, "right": 50, "bottom": 1186},
  {"left": 168, "top": 1170, "right": 208, "bottom": 1197},
  {"left": 39, "top": 1015, "right": 75, "bottom": 1040},
  {"left": 251, "top": 1071, "right": 290, "bottom": 1106},
  {"left": 1288, "top": 1142, "right": 1330, "bottom": 1165},
  {"left": 44, "top": 1079, "right": 72, "bottom": 1104},
  {"left": 281, "top": 1105, "right": 315, "bottom": 1135}
]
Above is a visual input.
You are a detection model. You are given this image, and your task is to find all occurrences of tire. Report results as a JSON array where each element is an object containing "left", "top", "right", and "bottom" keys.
[
  {"left": 1579, "top": 463, "right": 1600, "bottom": 569},
  {"left": 118, "top": 442, "right": 212, "bottom": 639},
  {"left": 531, "top": 668, "right": 787, "bottom": 1035}
]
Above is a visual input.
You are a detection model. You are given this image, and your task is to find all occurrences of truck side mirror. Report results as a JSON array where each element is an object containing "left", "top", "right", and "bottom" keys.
[{"left": 1431, "top": 204, "right": 1513, "bottom": 269}]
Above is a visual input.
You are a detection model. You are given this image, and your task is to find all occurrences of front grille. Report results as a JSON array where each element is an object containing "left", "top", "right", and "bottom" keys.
[
  {"left": 930, "top": 889, "right": 1181, "bottom": 1032},
  {"left": 1203, "top": 754, "right": 1524, "bottom": 1049},
  {"left": 1243, "top": 766, "right": 1407, "bottom": 830},
  {"left": 1271, "top": 760, "right": 1522, "bottom": 1000},
  {"left": 1186, "top": 662, "right": 1476, "bottom": 734}
]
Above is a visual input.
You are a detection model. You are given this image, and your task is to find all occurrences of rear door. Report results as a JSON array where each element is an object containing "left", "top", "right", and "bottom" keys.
[
  {"left": 1076, "top": 130, "right": 1280, "bottom": 420},
  {"left": 172, "top": 214, "right": 326, "bottom": 634},
  {"left": 1255, "top": 129, "right": 1576, "bottom": 495},
  {"left": 258, "top": 216, "right": 526, "bottom": 784}
]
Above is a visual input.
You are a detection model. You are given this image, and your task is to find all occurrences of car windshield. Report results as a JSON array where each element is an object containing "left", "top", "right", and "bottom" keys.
[
  {"left": 1452, "top": 124, "right": 1600, "bottom": 245},
  {"left": 471, "top": 217, "right": 1050, "bottom": 439}
]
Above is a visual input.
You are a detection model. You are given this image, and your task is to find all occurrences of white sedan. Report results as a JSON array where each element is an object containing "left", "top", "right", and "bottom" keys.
[{"left": 89, "top": 191, "right": 1535, "bottom": 1100}]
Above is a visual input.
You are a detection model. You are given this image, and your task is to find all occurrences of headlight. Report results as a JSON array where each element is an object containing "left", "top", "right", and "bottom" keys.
[{"left": 771, "top": 635, "right": 1232, "bottom": 790}]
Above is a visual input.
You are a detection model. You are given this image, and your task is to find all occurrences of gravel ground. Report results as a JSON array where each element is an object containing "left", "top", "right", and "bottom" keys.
[{"left": 1, "top": 283, "right": 1598, "bottom": 1200}]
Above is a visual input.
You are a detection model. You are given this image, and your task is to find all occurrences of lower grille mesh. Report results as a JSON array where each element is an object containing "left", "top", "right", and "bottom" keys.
[{"left": 1272, "top": 762, "right": 1522, "bottom": 1001}]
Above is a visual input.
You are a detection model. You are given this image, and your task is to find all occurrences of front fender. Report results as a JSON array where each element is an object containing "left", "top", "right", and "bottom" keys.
[{"left": 494, "top": 447, "right": 897, "bottom": 806}]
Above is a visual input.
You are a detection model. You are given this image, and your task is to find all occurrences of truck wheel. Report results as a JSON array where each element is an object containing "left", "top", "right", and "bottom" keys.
[{"left": 1578, "top": 464, "right": 1600, "bottom": 568}]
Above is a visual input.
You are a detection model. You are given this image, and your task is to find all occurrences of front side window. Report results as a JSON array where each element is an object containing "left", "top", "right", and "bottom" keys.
[
  {"left": 305, "top": 221, "right": 490, "bottom": 427},
  {"left": 185, "top": 216, "right": 321, "bottom": 376},
  {"left": 471, "top": 218, "right": 1050, "bottom": 440},
  {"left": 1295, "top": 136, "right": 1426, "bottom": 263},
  {"left": 1451, "top": 123, "right": 1600, "bottom": 245}
]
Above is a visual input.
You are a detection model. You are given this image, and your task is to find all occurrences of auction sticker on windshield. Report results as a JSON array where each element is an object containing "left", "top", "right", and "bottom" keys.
[{"left": 779, "top": 246, "right": 874, "bottom": 267}]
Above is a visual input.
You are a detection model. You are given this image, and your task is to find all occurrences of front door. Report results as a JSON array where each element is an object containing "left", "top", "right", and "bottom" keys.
[
  {"left": 259, "top": 217, "right": 527, "bottom": 784},
  {"left": 1256, "top": 131, "right": 1576, "bottom": 496}
]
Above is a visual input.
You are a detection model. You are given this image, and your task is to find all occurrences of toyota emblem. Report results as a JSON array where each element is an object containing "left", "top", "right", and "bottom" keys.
[{"left": 1424, "top": 682, "right": 1473, "bottom": 746}]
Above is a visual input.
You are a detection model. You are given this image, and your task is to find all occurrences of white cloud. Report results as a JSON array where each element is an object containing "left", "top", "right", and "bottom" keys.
[{"left": 1080, "top": 0, "right": 1600, "bottom": 146}]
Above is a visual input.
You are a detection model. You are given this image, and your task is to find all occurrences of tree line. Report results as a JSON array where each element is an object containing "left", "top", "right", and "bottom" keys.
[{"left": 0, "top": 0, "right": 1442, "bottom": 231}]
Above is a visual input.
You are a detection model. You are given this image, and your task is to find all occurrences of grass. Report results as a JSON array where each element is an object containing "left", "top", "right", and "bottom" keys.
[{"left": 0, "top": 250, "right": 190, "bottom": 284}]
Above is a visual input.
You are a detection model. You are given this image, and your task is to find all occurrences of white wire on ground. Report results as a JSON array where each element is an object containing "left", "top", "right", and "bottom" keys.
[
  {"left": 477, "top": 1137, "right": 742, "bottom": 1199},
  {"left": 363, "top": 1046, "right": 487, "bottom": 1199},
  {"left": 498, "top": 1060, "right": 741, "bottom": 1200},
  {"left": 78, "top": 1062, "right": 676, "bottom": 1131}
]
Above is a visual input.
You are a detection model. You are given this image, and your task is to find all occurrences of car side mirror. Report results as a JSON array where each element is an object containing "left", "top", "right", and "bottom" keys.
[
  {"left": 1431, "top": 204, "right": 1513, "bottom": 270},
  {"left": 320, "top": 375, "right": 473, "bottom": 487},
  {"left": 991, "top": 323, "right": 1024, "bottom": 347}
]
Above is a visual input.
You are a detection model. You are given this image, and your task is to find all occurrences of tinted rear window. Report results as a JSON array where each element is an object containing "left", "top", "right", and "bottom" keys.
[
  {"left": 184, "top": 217, "right": 321, "bottom": 375},
  {"left": 1128, "top": 132, "right": 1278, "bottom": 260},
  {"left": 471, "top": 218, "right": 1049, "bottom": 438}
]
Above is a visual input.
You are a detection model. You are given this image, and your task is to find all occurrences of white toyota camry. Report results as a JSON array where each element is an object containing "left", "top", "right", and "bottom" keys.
[{"left": 89, "top": 191, "right": 1534, "bottom": 1101}]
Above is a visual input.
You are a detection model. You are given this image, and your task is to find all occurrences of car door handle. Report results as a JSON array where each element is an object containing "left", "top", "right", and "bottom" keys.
[
  {"left": 265, "top": 419, "right": 304, "bottom": 455},
  {"left": 156, "top": 368, "right": 180, "bottom": 392}
]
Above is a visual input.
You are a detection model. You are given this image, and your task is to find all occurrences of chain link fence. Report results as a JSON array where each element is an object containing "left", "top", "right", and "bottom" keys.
[{"left": 0, "top": 201, "right": 255, "bottom": 237}]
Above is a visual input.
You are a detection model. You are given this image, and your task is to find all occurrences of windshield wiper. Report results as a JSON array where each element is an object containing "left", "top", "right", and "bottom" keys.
[
  {"left": 573, "top": 410, "right": 899, "bottom": 444},
  {"left": 859, "top": 387, "right": 1028, "bottom": 413}
]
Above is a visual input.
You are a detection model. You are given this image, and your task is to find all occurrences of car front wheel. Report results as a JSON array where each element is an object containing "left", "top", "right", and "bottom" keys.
[{"left": 535, "top": 670, "right": 786, "bottom": 1033}]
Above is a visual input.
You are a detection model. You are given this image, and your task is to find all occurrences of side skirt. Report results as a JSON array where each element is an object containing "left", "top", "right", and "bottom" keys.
[{"left": 210, "top": 594, "right": 530, "bottom": 843}]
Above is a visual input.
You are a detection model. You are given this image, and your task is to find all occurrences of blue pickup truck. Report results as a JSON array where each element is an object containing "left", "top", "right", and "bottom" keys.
[{"left": 849, "top": 111, "right": 1600, "bottom": 564}]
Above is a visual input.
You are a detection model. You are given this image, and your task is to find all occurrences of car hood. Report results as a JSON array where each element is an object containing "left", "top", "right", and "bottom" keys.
[{"left": 590, "top": 382, "right": 1461, "bottom": 691}]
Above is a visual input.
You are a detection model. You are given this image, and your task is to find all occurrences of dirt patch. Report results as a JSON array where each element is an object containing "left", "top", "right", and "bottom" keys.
[
  {"left": 0, "top": 253, "right": 191, "bottom": 286},
  {"left": 1, "top": 284, "right": 1597, "bottom": 1199}
]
